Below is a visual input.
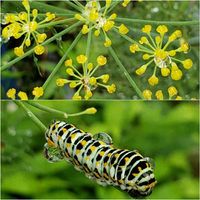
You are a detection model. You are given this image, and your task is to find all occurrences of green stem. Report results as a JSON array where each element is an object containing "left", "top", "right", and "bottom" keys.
[
  {"left": 37, "top": 31, "right": 82, "bottom": 99},
  {"left": 65, "top": 1, "right": 82, "bottom": 12},
  {"left": 108, "top": 46, "right": 143, "bottom": 99},
  {"left": 38, "top": 18, "right": 75, "bottom": 29},
  {"left": 14, "top": 101, "right": 47, "bottom": 132},
  {"left": 116, "top": 18, "right": 199, "bottom": 26},
  {"left": 1, "top": 21, "right": 82, "bottom": 72},
  {"left": 73, "top": 0, "right": 85, "bottom": 10},
  {"left": 107, "top": 1, "right": 120, "bottom": 14},
  {"left": 26, "top": 101, "right": 68, "bottom": 118},
  {"left": 84, "top": 28, "right": 92, "bottom": 75},
  {"left": 30, "top": 1, "right": 76, "bottom": 15}
]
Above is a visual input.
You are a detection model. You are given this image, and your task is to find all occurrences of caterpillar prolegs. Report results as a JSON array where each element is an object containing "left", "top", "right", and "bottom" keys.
[{"left": 44, "top": 121, "right": 157, "bottom": 198}]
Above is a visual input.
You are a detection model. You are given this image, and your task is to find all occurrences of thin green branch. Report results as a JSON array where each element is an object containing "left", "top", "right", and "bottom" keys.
[
  {"left": 30, "top": 1, "right": 76, "bottom": 15},
  {"left": 107, "top": 1, "right": 121, "bottom": 14},
  {"left": 73, "top": 0, "right": 85, "bottom": 10},
  {"left": 1, "top": 21, "right": 82, "bottom": 72},
  {"left": 108, "top": 46, "right": 143, "bottom": 99},
  {"left": 14, "top": 101, "right": 47, "bottom": 132},
  {"left": 36, "top": 31, "right": 83, "bottom": 99},
  {"left": 38, "top": 18, "right": 75, "bottom": 29},
  {"left": 84, "top": 28, "right": 92, "bottom": 75},
  {"left": 116, "top": 17, "right": 199, "bottom": 26},
  {"left": 65, "top": 1, "right": 82, "bottom": 12},
  {"left": 26, "top": 101, "right": 68, "bottom": 118}
]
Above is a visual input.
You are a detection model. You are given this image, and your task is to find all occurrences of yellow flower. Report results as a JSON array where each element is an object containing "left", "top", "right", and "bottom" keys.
[
  {"left": 89, "top": 77, "right": 97, "bottom": 85},
  {"left": 66, "top": 68, "right": 74, "bottom": 76},
  {"left": 34, "top": 45, "right": 45, "bottom": 55},
  {"left": 72, "top": 93, "right": 82, "bottom": 100},
  {"left": 56, "top": 79, "right": 68, "bottom": 87},
  {"left": 18, "top": 91, "right": 28, "bottom": 100},
  {"left": 14, "top": 46, "right": 24, "bottom": 57},
  {"left": 37, "top": 33, "right": 47, "bottom": 43},
  {"left": 176, "top": 96, "right": 183, "bottom": 100},
  {"left": 156, "top": 25, "right": 168, "bottom": 35},
  {"left": 142, "top": 25, "right": 152, "bottom": 34},
  {"left": 148, "top": 75, "right": 159, "bottom": 86},
  {"left": 107, "top": 84, "right": 116, "bottom": 93},
  {"left": 32, "top": 87, "right": 44, "bottom": 98},
  {"left": 119, "top": 24, "right": 129, "bottom": 35},
  {"left": 161, "top": 67, "right": 170, "bottom": 77},
  {"left": 171, "top": 63, "right": 182, "bottom": 80},
  {"left": 76, "top": 55, "right": 87, "bottom": 64},
  {"left": 81, "top": 25, "right": 89, "bottom": 34},
  {"left": 101, "top": 74, "right": 109, "bottom": 83},
  {"left": 6, "top": 88, "right": 16, "bottom": 99},
  {"left": 104, "top": 38, "right": 112, "bottom": 47},
  {"left": 65, "top": 59, "right": 73, "bottom": 67},
  {"left": 168, "top": 86, "right": 178, "bottom": 97},
  {"left": 182, "top": 59, "right": 193, "bottom": 69},
  {"left": 155, "top": 90, "right": 164, "bottom": 100},
  {"left": 84, "top": 107, "right": 97, "bottom": 114},
  {"left": 135, "top": 65, "right": 147, "bottom": 75},
  {"left": 130, "top": 44, "right": 139, "bottom": 53},
  {"left": 143, "top": 90, "right": 152, "bottom": 100},
  {"left": 85, "top": 89, "right": 93, "bottom": 100},
  {"left": 122, "top": 0, "right": 131, "bottom": 7},
  {"left": 97, "top": 55, "right": 107, "bottom": 66}
]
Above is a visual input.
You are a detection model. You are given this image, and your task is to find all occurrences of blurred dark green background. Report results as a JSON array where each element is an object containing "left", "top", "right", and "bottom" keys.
[
  {"left": 1, "top": 0, "right": 199, "bottom": 99},
  {"left": 1, "top": 100, "right": 199, "bottom": 199}
]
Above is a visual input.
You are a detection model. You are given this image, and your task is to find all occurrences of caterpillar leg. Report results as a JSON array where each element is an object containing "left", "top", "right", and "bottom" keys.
[{"left": 44, "top": 143, "right": 64, "bottom": 163}]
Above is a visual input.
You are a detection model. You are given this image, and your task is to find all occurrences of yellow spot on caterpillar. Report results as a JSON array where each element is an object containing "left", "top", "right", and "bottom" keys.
[
  {"left": 108, "top": 153, "right": 112, "bottom": 157},
  {"left": 76, "top": 149, "right": 80, "bottom": 154},
  {"left": 81, "top": 140, "right": 87, "bottom": 145},
  {"left": 66, "top": 143, "right": 71, "bottom": 148},
  {"left": 115, "top": 153, "right": 119, "bottom": 157},
  {"left": 118, "top": 179, "right": 124, "bottom": 184},
  {"left": 138, "top": 166, "right": 142, "bottom": 172},
  {"left": 96, "top": 161, "right": 100, "bottom": 166},
  {"left": 71, "top": 134, "right": 76, "bottom": 139},
  {"left": 125, "top": 157, "right": 129, "bottom": 162},
  {"left": 65, "top": 152, "right": 70, "bottom": 158},
  {"left": 85, "top": 156, "right": 89, "bottom": 160},
  {"left": 104, "top": 162, "right": 107, "bottom": 167},
  {"left": 94, "top": 172, "right": 100, "bottom": 178},
  {"left": 47, "top": 138, "right": 55, "bottom": 147},
  {"left": 146, "top": 163, "right": 149, "bottom": 167},
  {"left": 58, "top": 135, "right": 61, "bottom": 140},
  {"left": 133, "top": 173, "right": 138, "bottom": 177},
  {"left": 90, "top": 146, "right": 96, "bottom": 151},
  {"left": 99, "top": 141, "right": 105, "bottom": 145},
  {"left": 99, "top": 151, "right": 105, "bottom": 156},
  {"left": 62, "top": 128, "right": 67, "bottom": 132}
]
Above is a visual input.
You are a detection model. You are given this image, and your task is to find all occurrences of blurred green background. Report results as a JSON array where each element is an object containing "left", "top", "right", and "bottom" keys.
[
  {"left": 1, "top": 0, "right": 199, "bottom": 99},
  {"left": 1, "top": 100, "right": 199, "bottom": 199}
]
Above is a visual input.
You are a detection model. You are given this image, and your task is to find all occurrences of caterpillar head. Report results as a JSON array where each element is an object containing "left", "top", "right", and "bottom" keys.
[
  {"left": 128, "top": 157, "right": 157, "bottom": 198},
  {"left": 44, "top": 143, "right": 64, "bottom": 163}
]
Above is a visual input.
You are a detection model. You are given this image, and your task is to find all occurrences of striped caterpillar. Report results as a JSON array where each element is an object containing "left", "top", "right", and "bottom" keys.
[{"left": 44, "top": 121, "right": 157, "bottom": 198}]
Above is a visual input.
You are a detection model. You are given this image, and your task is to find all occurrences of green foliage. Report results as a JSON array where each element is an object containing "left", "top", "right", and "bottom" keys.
[{"left": 1, "top": 101, "right": 199, "bottom": 199}]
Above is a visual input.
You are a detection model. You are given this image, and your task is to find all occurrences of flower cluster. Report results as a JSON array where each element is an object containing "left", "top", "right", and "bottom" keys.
[
  {"left": 56, "top": 54, "right": 116, "bottom": 100},
  {"left": 143, "top": 86, "right": 182, "bottom": 100},
  {"left": 74, "top": 0, "right": 129, "bottom": 47},
  {"left": 2, "top": 0, "right": 56, "bottom": 57},
  {"left": 6, "top": 86, "right": 44, "bottom": 100},
  {"left": 130, "top": 25, "right": 193, "bottom": 86}
]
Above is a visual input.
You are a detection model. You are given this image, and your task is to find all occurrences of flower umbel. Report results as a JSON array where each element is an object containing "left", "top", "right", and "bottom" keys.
[
  {"left": 2, "top": 0, "right": 56, "bottom": 56},
  {"left": 131, "top": 25, "right": 193, "bottom": 86},
  {"left": 74, "top": 0, "right": 129, "bottom": 47},
  {"left": 56, "top": 54, "right": 116, "bottom": 100}
]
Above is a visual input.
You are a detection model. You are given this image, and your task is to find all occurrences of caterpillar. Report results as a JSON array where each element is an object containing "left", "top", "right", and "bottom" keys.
[{"left": 44, "top": 121, "right": 157, "bottom": 198}]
